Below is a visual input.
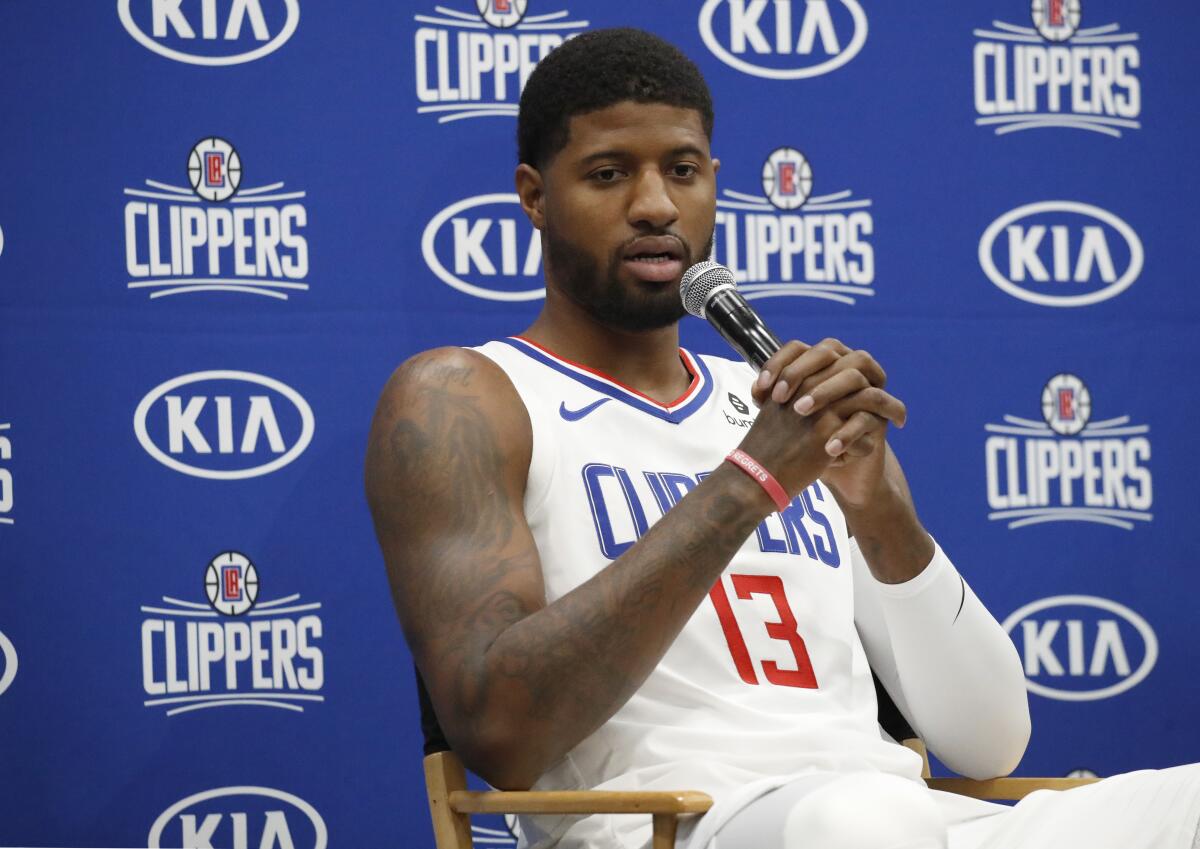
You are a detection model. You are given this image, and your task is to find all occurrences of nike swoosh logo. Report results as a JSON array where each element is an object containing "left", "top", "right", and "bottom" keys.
[{"left": 559, "top": 399, "right": 611, "bottom": 421}]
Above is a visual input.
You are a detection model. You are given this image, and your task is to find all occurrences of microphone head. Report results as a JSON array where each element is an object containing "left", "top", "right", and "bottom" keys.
[{"left": 680, "top": 260, "right": 738, "bottom": 319}]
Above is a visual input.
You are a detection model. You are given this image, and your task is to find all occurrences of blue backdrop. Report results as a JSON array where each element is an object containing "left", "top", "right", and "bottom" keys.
[{"left": 1, "top": 1, "right": 1198, "bottom": 846}]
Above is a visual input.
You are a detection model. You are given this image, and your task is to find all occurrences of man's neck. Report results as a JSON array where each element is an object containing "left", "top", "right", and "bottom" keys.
[{"left": 521, "top": 295, "right": 692, "bottom": 406}]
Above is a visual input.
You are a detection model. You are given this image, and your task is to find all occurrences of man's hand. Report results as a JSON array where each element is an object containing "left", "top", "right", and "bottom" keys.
[
  {"left": 749, "top": 338, "right": 932, "bottom": 583},
  {"left": 743, "top": 338, "right": 905, "bottom": 503}
]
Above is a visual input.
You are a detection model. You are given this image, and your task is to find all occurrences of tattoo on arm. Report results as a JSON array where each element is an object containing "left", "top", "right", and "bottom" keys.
[{"left": 368, "top": 352, "right": 768, "bottom": 784}]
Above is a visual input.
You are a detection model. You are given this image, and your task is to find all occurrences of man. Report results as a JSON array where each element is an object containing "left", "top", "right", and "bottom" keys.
[{"left": 366, "top": 28, "right": 1200, "bottom": 849}]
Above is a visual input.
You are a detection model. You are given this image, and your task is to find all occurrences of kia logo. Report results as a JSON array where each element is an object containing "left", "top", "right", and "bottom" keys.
[
  {"left": 118, "top": 0, "right": 300, "bottom": 66},
  {"left": 1001, "top": 594, "right": 1157, "bottom": 701},
  {"left": 979, "top": 201, "right": 1143, "bottom": 307},
  {"left": 698, "top": 0, "right": 867, "bottom": 80},
  {"left": 134, "top": 371, "right": 314, "bottom": 480},
  {"left": 0, "top": 630, "right": 16, "bottom": 697},
  {"left": 148, "top": 785, "right": 326, "bottom": 848},
  {"left": 421, "top": 193, "right": 545, "bottom": 302}
]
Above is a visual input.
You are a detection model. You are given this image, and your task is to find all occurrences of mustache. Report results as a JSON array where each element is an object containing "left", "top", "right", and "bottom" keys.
[{"left": 614, "top": 231, "right": 693, "bottom": 260}]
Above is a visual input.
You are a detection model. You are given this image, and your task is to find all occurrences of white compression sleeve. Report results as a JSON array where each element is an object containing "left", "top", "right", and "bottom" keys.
[{"left": 852, "top": 539, "right": 1031, "bottom": 779}]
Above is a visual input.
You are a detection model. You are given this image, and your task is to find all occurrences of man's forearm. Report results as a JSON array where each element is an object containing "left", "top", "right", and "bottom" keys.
[
  {"left": 832, "top": 443, "right": 935, "bottom": 584},
  {"left": 457, "top": 462, "right": 772, "bottom": 789},
  {"left": 857, "top": 544, "right": 1031, "bottom": 779},
  {"left": 841, "top": 483, "right": 934, "bottom": 584}
]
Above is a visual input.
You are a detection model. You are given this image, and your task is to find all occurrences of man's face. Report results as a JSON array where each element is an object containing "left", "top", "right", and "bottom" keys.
[{"left": 533, "top": 101, "right": 718, "bottom": 332}]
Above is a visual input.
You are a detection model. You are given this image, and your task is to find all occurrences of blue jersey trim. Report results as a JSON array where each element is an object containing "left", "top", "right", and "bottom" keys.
[{"left": 498, "top": 337, "right": 715, "bottom": 425}]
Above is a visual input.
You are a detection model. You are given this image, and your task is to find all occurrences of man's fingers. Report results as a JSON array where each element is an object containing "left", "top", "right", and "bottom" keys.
[
  {"left": 845, "top": 350, "right": 886, "bottom": 388},
  {"left": 824, "top": 411, "right": 886, "bottom": 457},
  {"left": 815, "top": 337, "right": 853, "bottom": 357},
  {"left": 769, "top": 345, "right": 841, "bottom": 404},
  {"left": 790, "top": 369, "right": 871, "bottom": 416},
  {"left": 842, "top": 427, "right": 879, "bottom": 458},
  {"left": 826, "top": 387, "right": 907, "bottom": 429},
  {"left": 753, "top": 338, "right": 885, "bottom": 410},
  {"left": 795, "top": 349, "right": 887, "bottom": 401},
  {"left": 753, "top": 340, "right": 809, "bottom": 405}
]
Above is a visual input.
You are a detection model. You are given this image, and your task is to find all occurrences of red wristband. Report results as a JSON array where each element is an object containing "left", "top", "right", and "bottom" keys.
[{"left": 725, "top": 449, "right": 791, "bottom": 512}]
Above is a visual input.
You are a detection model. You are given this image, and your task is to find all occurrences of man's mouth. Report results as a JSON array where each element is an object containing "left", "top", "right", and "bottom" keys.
[{"left": 622, "top": 238, "right": 685, "bottom": 282}]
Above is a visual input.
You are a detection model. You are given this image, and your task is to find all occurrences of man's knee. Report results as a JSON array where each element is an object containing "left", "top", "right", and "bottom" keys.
[{"left": 782, "top": 773, "right": 947, "bottom": 849}]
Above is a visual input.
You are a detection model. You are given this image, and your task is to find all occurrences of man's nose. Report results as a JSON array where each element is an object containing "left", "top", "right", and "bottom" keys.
[{"left": 627, "top": 170, "right": 679, "bottom": 230}]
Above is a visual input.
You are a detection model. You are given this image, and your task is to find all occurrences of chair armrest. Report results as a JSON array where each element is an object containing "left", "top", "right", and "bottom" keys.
[
  {"left": 449, "top": 789, "right": 714, "bottom": 815},
  {"left": 925, "top": 776, "right": 1101, "bottom": 800}
]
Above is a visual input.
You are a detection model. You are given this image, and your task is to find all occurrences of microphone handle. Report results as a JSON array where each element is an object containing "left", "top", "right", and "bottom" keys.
[{"left": 705, "top": 288, "right": 783, "bottom": 371}]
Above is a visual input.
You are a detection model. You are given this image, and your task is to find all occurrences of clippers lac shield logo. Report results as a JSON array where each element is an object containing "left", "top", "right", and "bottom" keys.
[
  {"left": 123, "top": 138, "right": 310, "bottom": 300},
  {"left": 206, "top": 551, "right": 260, "bottom": 615},
  {"left": 984, "top": 374, "right": 1152, "bottom": 530},
  {"left": 140, "top": 552, "right": 325, "bottom": 716},
  {"left": 711, "top": 147, "right": 875, "bottom": 305},
  {"left": 188, "top": 138, "right": 243, "bottom": 202},
  {"left": 973, "top": 0, "right": 1142, "bottom": 137}
]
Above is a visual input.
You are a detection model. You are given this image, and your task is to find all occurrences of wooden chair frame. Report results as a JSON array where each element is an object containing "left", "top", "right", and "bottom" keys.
[
  {"left": 424, "top": 740, "right": 1100, "bottom": 849},
  {"left": 425, "top": 750, "right": 711, "bottom": 849}
]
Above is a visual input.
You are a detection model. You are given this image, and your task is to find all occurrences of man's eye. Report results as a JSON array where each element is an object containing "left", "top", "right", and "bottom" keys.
[
  {"left": 672, "top": 164, "right": 698, "bottom": 178},
  {"left": 592, "top": 168, "right": 621, "bottom": 182}
]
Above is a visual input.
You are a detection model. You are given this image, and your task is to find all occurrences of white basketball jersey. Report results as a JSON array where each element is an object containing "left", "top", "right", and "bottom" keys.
[{"left": 474, "top": 338, "right": 923, "bottom": 849}]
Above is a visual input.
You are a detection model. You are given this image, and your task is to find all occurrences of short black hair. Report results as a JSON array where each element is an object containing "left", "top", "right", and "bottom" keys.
[{"left": 517, "top": 27, "right": 714, "bottom": 169}]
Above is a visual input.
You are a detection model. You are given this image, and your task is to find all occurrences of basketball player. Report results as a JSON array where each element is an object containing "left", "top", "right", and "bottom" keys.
[{"left": 366, "top": 28, "right": 1200, "bottom": 849}]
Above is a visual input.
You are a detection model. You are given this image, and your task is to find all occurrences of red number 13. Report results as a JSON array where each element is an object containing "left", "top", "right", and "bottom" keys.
[{"left": 708, "top": 574, "right": 818, "bottom": 689}]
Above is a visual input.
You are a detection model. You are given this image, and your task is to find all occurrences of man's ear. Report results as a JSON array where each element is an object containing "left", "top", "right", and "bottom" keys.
[
  {"left": 712, "top": 157, "right": 721, "bottom": 176},
  {"left": 515, "top": 164, "right": 545, "bottom": 231}
]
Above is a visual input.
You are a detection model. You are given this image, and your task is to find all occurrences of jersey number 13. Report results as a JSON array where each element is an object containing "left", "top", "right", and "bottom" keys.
[{"left": 708, "top": 573, "right": 818, "bottom": 689}]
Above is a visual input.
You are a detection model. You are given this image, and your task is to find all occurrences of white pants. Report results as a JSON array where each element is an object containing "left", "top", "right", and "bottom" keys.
[{"left": 706, "top": 766, "right": 1200, "bottom": 849}]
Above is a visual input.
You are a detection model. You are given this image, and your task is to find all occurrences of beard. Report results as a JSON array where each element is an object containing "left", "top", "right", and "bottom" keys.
[{"left": 543, "top": 224, "right": 715, "bottom": 333}]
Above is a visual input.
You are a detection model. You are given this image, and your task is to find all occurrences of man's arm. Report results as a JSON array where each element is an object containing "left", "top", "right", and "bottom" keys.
[
  {"left": 753, "top": 342, "right": 1030, "bottom": 777},
  {"left": 831, "top": 446, "right": 1030, "bottom": 777},
  {"left": 365, "top": 344, "right": 901, "bottom": 789},
  {"left": 837, "top": 440, "right": 1030, "bottom": 778},
  {"left": 851, "top": 529, "right": 1031, "bottom": 779}
]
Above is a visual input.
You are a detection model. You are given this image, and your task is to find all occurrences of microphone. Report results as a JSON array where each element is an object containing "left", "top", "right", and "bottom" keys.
[{"left": 680, "top": 260, "right": 782, "bottom": 370}]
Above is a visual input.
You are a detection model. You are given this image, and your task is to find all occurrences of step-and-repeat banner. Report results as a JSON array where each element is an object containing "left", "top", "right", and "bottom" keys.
[{"left": 2, "top": 1, "right": 1198, "bottom": 846}]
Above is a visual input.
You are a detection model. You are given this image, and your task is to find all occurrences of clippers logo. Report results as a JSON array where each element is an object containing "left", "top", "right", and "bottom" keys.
[
  {"left": 206, "top": 552, "right": 260, "bottom": 615},
  {"left": 985, "top": 374, "right": 1151, "bottom": 530},
  {"left": 585, "top": 463, "right": 840, "bottom": 568},
  {"left": 134, "top": 370, "right": 315, "bottom": 480},
  {"left": 1002, "top": 595, "right": 1157, "bottom": 701},
  {"left": 0, "top": 630, "right": 16, "bottom": 697},
  {"left": 422, "top": 193, "right": 544, "bottom": 301},
  {"left": 762, "top": 148, "right": 813, "bottom": 210},
  {"left": 713, "top": 150, "right": 874, "bottom": 305},
  {"left": 1032, "top": 0, "right": 1081, "bottom": 41},
  {"left": 973, "top": 2, "right": 1141, "bottom": 137},
  {"left": 148, "top": 786, "right": 326, "bottom": 849},
  {"left": 414, "top": 2, "right": 588, "bottom": 124},
  {"left": 0, "top": 421, "right": 11, "bottom": 527},
  {"left": 118, "top": 0, "right": 299, "bottom": 66},
  {"left": 477, "top": 0, "right": 525, "bottom": 28},
  {"left": 189, "top": 138, "right": 242, "bottom": 202},
  {"left": 473, "top": 824, "right": 517, "bottom": 846},
  {"left": 124, "top": 139, "right": 309, "bottom": 300},
  {"left": 699, "top": 0, "right": 867, "bottom": 80},
  {"left": 1042, "top": 373, "right": 1090, "bottom": 436},
  {"left": 979, "top": 201, "right": 1142, "bottom": 307},
  {"left": 141, "top": 555, "right": 324, "bottom": 716}
]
